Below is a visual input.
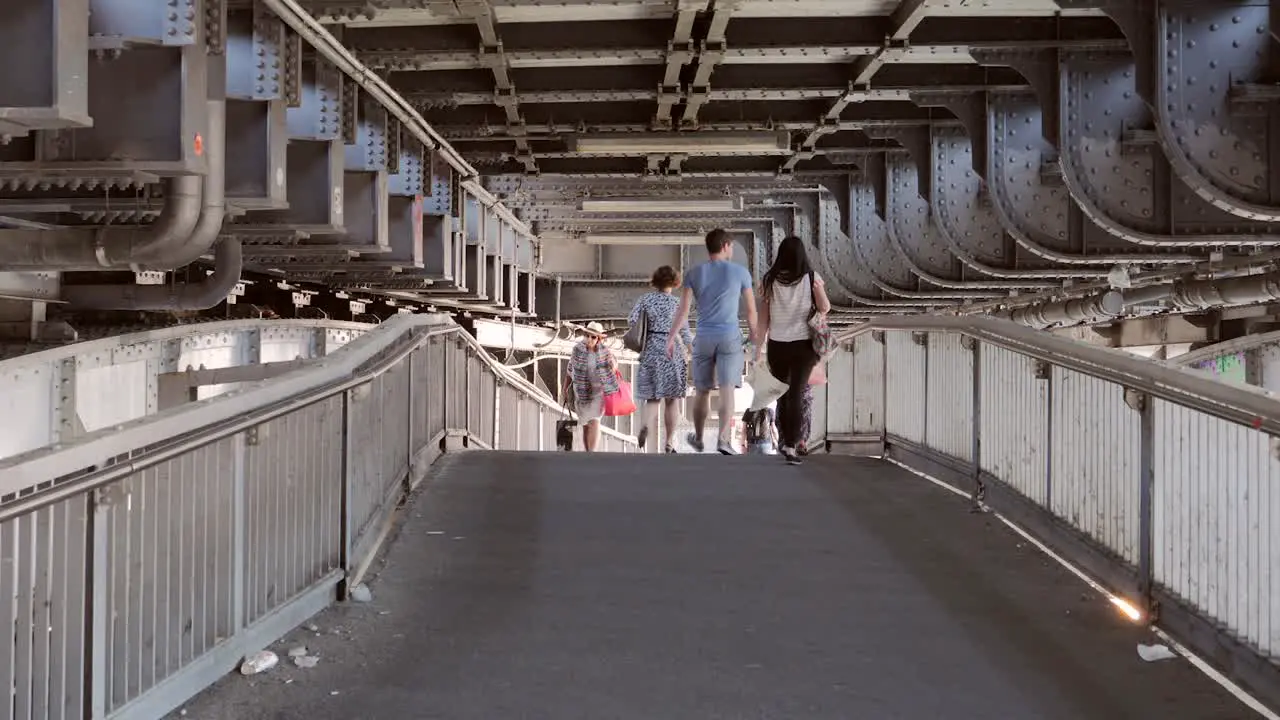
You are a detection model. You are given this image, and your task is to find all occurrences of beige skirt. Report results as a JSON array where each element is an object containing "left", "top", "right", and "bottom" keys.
[{"left": 575, "top": 392, "right": 604, "bottom": 422}]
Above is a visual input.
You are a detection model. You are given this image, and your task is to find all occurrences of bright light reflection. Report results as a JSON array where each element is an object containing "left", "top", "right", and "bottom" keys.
[{"left": 1110, "top": 596, "right": 1143, "bottom": 622}]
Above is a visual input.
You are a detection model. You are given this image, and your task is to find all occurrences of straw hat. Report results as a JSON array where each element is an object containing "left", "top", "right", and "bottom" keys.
[{"left": 584, "top": 321, "right": 607, "bottom": 336}]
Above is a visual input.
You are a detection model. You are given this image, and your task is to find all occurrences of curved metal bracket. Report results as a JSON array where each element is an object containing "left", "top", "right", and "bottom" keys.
[
  {"left": 845, "top": 179, "right": 990, "bottom": 301},
  {"left": 988, "top": 93, "right": 1198, "bottom": 265},
  {"left": 883, "top": 154, "right": 1020, "bottom": 292},
  {"left": 1064, "top": 0, "right": 1280, "bottom": 221},
  {"left": 929, "top": 126, "right": 1086, "bottom": 282},
  {"left": 864, "top": 126, "right": 932, "bottom": 204},
  {"left": 1059, "top": 48, "right": 1280, "bottom": 246},
  {"left": 969, "top": 47, "right": 1062, "bottom": 150},
  {"left": 911, "top": 90, "right": 990, "bottom": 179},
  {"left": 807, "top": 192, "right": 947, "bottom": 308}
]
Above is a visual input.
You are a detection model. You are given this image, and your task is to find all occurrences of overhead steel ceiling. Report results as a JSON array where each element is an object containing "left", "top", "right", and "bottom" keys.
[{"left": 0, "top": 0, "right": 1278, "bottom": 329}]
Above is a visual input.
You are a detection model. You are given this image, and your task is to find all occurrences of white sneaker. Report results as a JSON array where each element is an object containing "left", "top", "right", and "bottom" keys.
[{"left": 717, "top": 439, "right": 737, "bottom": 455}]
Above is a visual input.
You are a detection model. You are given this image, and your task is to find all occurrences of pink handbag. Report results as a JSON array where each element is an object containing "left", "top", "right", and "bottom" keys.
[
  {"left": 808, "top": 362, "right": 827, "bottom": 386},
  {"left": 604, "top": 371, "right": 637, "bottom": 416}
]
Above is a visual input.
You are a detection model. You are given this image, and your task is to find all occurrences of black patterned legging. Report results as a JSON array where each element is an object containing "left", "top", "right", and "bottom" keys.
[{"left": 798, "top": 385, "right": 814, "bottom": 444}]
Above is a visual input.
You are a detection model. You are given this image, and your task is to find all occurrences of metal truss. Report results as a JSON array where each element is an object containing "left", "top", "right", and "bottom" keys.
[{"left": 3, "top": 0, "right": 1280, "bottom": 330}]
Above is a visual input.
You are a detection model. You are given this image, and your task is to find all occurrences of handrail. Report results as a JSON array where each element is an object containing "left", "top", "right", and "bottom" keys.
[
  {"left": 0, "top": 315, "right": 634, "bottom": 506},
  {"left": 834, "top": 315, "right": 1280, "bottom": 435}
]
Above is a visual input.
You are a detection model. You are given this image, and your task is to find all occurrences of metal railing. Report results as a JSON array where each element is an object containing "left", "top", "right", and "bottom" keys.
[
  {"left": 826, "top": 315, "right": 1280, "bottom": 711},
  {"left": 0, "top": 314, "right": 634, "bottom": 720}
]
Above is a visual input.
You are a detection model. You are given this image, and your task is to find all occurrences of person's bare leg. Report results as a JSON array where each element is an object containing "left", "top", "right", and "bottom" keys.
[
  {"left": 717, "top": 385, "right": 735, "bottom": 444},
  {"left": 640, "top": 400, "right": 660, "bottom": 450},
  {"left": 662, "top": 398, "right": 679, "bottom": 450},
  {"left": 691, "top": 391, "right": 711, "bottom": 439},
  {"left": 583, "top": 420, "right": 600, "bottom": 451}
]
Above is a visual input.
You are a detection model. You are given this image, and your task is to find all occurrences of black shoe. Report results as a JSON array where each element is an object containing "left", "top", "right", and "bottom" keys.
[
  {"left": 665, "top": 446, "right": 677, "bottom": 454},
  {"left": 781, "top": 447, "right": 802, "bottom": 465},
  {"left": 686, "top": 432, "right": 705, "bottom": 453},
  {"left": 637, "top": 427, "right": 648, "bottom": 449}
]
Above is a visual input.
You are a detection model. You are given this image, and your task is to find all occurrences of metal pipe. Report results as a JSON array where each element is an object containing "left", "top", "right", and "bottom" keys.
[
  {"left": 1005, "top": 290, "right": 1125, "bottom": 329},
  {"left": 1005, "top": 267, "right": 1280, "bottom": 329},
  {"left": 0, "top": 100, "right": 226, "bottom": 272},
  {"left": 0, "top": 176, "right": 203, "bottom": 270},
  {"left": 138, "top": 101, "right": 227, "bottom": 270},
  {"left": 62, "top": 237, "right": 243, "bottom": 311},
  {"left": 1170, "top": 271, "right": 1280, "bottom": 310}
]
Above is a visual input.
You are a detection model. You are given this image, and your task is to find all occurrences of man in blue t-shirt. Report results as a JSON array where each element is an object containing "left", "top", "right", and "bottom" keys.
[{"left": 667, "top": 228, "right": 758, "bottom": 455}]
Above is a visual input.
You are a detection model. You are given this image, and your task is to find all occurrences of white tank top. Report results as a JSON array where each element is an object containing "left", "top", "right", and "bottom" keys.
[{"left": 768, "top": 274, "right": 816, "bottom": 342}]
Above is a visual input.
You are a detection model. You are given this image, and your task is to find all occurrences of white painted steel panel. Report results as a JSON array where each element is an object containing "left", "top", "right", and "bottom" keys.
[
  {"left": 924, "top": 333, "right": 973, "bottom": 462},
  {"left": 0, "top": 364, "right": 53, "bottom": 460},
  {"left": 885, "top": 331, "right": 925, "bottom": 444},
  {"left": 75, "top": 361, "right": 149, "bottom": 434},
  {"left": 179, "top": 344, "right": 241, "bottom": 401},
  {"left": 1154, "top": 401, "right": 1280, "bottom": 658},
  {"left": 852, "top": 333, "right": 884, "bottom": 434},
  {"left": 1049, "top": 368, "right": 1142, "bottom": 565},
  {"left": 825, "top": 345, "right": 855, "bottom": 435},
  {"left": 979, "top": 345, "right": 1049, "bottom": 505}
]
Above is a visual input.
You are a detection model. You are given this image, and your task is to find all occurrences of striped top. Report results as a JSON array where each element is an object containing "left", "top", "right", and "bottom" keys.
[{"left": 766, "top": 273, "right": 817, "bottom": 343}]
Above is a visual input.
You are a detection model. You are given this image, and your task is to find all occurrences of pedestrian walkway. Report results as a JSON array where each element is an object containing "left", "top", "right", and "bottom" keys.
[{"left": 174, "top": 452, "right": 1248, "bottom": 719}]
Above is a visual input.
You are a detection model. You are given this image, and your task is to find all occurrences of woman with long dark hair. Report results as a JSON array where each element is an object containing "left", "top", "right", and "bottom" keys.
[{"left": 756, "top": 236, "right": 831, "bottom": 465}]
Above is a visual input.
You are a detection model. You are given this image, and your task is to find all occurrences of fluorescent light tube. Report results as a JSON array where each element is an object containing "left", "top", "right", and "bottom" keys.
[
  {"left": 579, "top": 197, "right": 742, "bottom": 213},
  {"left": 582, "top": 234, "right": 707, "bottom": 245},
  {"left": 570, "top": 132, "right": 790, "bottom": 155}
]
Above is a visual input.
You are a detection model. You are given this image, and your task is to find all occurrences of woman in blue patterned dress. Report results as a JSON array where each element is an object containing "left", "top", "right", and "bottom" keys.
[{"left": 629, "top": 265, "right": 693, "bottom": 453}]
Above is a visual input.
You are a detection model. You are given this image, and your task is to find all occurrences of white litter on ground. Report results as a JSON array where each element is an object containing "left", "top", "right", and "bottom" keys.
[
  {"left": 239, "top": 650, "right": 279, "bottom": 675},
  {"left": 1137, "top": 643, "right": 1177, "bottom": 662}
]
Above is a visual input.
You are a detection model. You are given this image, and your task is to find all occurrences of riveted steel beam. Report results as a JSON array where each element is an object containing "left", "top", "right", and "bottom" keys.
[
  {"left": 927, "top": 126, "right": 1093, "bottom": 281},
  {"left": 808, "top": 192, "right": 944, "bottom": 309},
  {"left": 226, "top": 4, "right": 287, "bottom": 102},
  {"left": 845, "top": 167, "right": 1000, "bottom": 301},
  {"left": 881, "top": 152, "right": 1046, "bottom": 290},
  {"left": 225, "top": 98, "right": 290, "bottom": 211},
  {"left": 26, "top": 40, "right": 210, "bottom": 175},
  {"left": 450, "top": 0, "right": 537, "bottom": 172},
  {"left": 678, "top": 0, "right": 739, "bottom": 127},
  {"left": 285, "top": 54, "right": 344, "bottom": 141},
  {"left": 0, "top": 0, "right": 91, "bottom": 137},
  {"left": 986, "top": 93, "right": 1199, "bottom": 266},
  {"left": 652, "top": 1, "right": 704, "bottom": 128},
  {"left": 1062, "top": 0, "right": 1280, "bottom": 222},
  {"left": 1056, "top": 48, "right": 1280, "bottom": 247}
]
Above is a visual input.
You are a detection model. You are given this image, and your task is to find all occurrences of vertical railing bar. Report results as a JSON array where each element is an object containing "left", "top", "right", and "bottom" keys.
[
  {"left": 1045, "top": 363, "right": 1055, "bottom": 514},
  {"left": 1138, "top": 391, "right": 1156, "bottom": 609},
  {"left": 86, "top": 487, "right": 107, "bottom": 720},
  {"left": 922, "top": 333, "right": 930, "bottom": 449},
  {"left": 338, "top": 391, "right": 353, "bottom": 601},
  {"left": 231, "top": 433, "right": 246, "bottom": 634},
  {"left": 969, "top": 337, "right": 984, "bottom": 508}
]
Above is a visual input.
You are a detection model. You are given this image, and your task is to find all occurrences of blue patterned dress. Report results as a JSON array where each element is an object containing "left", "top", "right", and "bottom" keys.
[{"left": 629, "top": 291, "right": 693, "bottom": 400}]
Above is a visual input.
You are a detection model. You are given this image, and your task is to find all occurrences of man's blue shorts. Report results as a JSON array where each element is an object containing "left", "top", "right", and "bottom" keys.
[{"left": 691, "top": 333, "right": 744, "bottom": 391}]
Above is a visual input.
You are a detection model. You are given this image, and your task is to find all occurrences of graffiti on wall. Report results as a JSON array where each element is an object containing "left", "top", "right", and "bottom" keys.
[{"left": 1191, "top": 351, "right": 1248, "bottom": 386}]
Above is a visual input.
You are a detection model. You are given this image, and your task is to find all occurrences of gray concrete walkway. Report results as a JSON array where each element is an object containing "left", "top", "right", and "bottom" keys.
[{"left": 176, "top": 452, "right": 1248, "bottom": 719}]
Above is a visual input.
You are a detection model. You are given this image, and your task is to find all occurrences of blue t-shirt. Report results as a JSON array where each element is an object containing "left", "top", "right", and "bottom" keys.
[{"left": 684, "top": 260, "right": 753, "bottom": 338}]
